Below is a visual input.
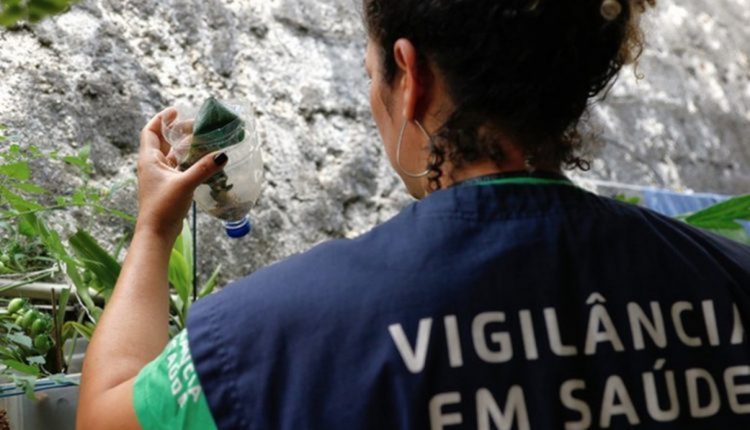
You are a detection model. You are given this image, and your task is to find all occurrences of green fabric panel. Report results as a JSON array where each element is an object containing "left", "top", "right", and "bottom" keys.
[
  {"left": 475, "top": 177, "right": 577, "bottom": 188},
  {"left": 133, "top": 330, "right": 218, "bottom": 430}
]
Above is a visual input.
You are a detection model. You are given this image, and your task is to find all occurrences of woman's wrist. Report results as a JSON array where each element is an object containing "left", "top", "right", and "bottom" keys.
[{"left": 133, "top": 219, "right": 181, "bottom": 250}]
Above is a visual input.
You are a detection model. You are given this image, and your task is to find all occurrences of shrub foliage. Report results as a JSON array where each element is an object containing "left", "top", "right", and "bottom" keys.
[{"left": 0, "top": 0, "right": 77, "bottom": 28}]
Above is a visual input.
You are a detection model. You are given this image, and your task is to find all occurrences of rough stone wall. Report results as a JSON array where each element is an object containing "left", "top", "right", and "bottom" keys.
[
  {"left": 583, "top": 0, "right": 750, "bottom": 195},
  {"left": 0, "top": 0, "right": 748, "bottom": 282}
]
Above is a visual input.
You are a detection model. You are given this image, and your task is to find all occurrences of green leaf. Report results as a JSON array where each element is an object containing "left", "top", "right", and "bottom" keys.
[
  {"left": 87, "top": 188, "right": 101, "bottom": 203},
  {"left": 170, "top": 294, "right": 184, "bottom": 318},
  {"left": 693, "top": 219, "right": 744, "bottom": 230},
  {"left": 71, "top": 189, "right": 86, "bottom": 205},
  {"left": 62, "top": 155, "right": 88, "bottom": 170},
  {"left": 106, "top": 208, "right": 136, "bottom": 222},
  {"left": 90, "top": 204, "right": 135, "bottom": 223},
  {"left": 49, "top": 373, "right": 79, "bottom": 386},
  {"left": 78, "top": 144, "right": 91, "bottom": 160},
  {"left": 0, "top": 4, "right": 25, "bottom": 28},
  {"left": 0, "top": 0, "right": 78, "bottom": 28},
  {"left": 52, "top": 241, "right": 102, "bottom": 322},
  {"left": 12, "top": 182, "right": 47, "bottom": 194},
  {"left": 113, "top": 234, "right": 129, "bottom": 260},
  {"left": 28, "top": 0, "right": 68, "bottom": 18},
  {"left": 27, "top": 355, "right": 46, "bottom": 365},
  {"left": 63, "top": 321, "right": 94, "bottom": 340},
  {"left": 169, "top": 294, "right": 185, "bottom": 330},
  {"left": 174, "top": 221, "right": 194, "bottom": 275},
  {"left": 17, "top": 216, "right": 36, "bottom": 237},
  {"left": 199, "top": 264, "right": 222, "bottom": 299},
  {"left": 7, "top": 333, "right": 32, "bottom": 349},
  {"left": 173, "top": 228, "right": 184, "bottom": 255},
  {"left": 25, "top": 213, "right": 65, "bottom": 256},
  {"left": 56, "top": 287, "right": 71, "bottom": 335},
  {"left": 0, "top": 186, "right": 44, "bottom": 212},
  {"left": 701, "top": 227, "right": 750, "bottom": 246},
  {"left": 9, "top": 374, "right": 39, "bottom": 400},
  {"left": 69, "top": 230, "right": 121, "bottom": 292},
  {"left": 614, "top": 194, "right": 642, "bottom": 205},
  {"left": 168, "top": 249, "right": 192, "bottom": 305},
  {"left": 2, "top": 321, "right": 20, "bottom": 331},
  {"left": 0, "top": 161, "right": 30, "bottom": 179},
  {"left": 3, "top": 359, "right": 40, "bottom": 376},
  {"left": 685, "top": 195, "right": 750, "bottom": 229}
]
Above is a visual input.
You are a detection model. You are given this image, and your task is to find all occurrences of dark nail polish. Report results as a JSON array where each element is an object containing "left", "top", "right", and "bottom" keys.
[{"left": 214, "top": 153, "right": 228, "bottom": 166}]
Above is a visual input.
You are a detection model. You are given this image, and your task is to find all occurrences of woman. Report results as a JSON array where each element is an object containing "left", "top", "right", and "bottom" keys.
[{"left": 78, "top": 0, "right": 750, "bottom": 429}]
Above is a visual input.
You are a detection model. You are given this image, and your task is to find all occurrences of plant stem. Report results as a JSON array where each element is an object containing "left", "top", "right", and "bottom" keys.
[{"left": 50, "top": 289, "right": 64, "bottom": 374}]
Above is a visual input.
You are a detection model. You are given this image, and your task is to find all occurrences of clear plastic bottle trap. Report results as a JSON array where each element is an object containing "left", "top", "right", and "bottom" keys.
[{"left": 162, "top": 98, "right": 264, "bottom": 238}]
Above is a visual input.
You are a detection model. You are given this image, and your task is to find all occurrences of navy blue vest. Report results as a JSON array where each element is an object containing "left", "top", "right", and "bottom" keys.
[{"left": 188, "top": 181, "right": 750, "bottom": 429}]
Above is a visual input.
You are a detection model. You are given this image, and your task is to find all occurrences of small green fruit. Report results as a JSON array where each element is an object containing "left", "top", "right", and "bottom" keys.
[
  {"left": 33, "top": 335, "right": 52, "bottom": 353},
  {"left": 20, "top": 309, "right": 38, "bottom": 330},
  {"left": 31, "top": 318, "right": 49, "bottom": 337},
  {"left": 14, "top": 315, "right": 24, "bottom": 327},
  {"left": 7, "top": 298, "right": 25, "bottom": 315},
  {"left": 0, "top": 254, "right": 9, "bottom": 264}
]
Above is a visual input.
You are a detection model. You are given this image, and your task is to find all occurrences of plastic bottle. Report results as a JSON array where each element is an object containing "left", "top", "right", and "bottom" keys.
[{"left": 162, "top": 98, "right": 264, "bottom": 238}]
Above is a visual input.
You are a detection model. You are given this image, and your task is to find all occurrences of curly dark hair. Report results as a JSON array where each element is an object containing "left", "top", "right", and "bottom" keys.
[{"left": 364, "top": 0, "right": 656, "bottom": 189}]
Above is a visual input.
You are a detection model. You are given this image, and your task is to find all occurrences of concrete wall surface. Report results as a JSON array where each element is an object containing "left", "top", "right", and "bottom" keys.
[{"left": 0, "top": 0, "right": 747, "bottom": 281}]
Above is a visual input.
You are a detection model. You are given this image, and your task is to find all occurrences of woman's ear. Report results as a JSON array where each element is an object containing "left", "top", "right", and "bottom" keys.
[{"left": 392, "top": 39, "right": 424, "bottom": 123}]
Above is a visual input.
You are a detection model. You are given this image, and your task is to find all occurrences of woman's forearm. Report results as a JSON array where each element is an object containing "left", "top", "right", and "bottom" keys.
[
  {"left": 77, "top": 110, "right": 226, "bottom": 429},
  {"left": 80, "top": 226, "right": 174, "bottom": 400}
]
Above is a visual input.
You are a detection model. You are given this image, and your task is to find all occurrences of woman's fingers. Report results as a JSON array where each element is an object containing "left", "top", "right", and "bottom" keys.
[
  {"left": 175, "top": 119, "right": 194, "bottom": 135},
  {"left": 180, "top": 152, "right": 229, "bottom": 192},
  {"left": 140, "top": 108, "right": 177, "bottom": 156},
  {"left": 134, "top": 109, "right": 233, "bottom": 240},
  {"left": 165, "top": 149, "right": 179, "bottom": 169}
]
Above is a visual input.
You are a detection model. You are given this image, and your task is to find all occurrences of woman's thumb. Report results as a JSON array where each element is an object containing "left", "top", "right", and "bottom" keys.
[{"left": 181, "top": 152, "right": 229, "bottom": 191}]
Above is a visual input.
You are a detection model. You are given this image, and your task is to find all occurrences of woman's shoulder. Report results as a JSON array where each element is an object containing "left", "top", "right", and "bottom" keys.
[{"left": 189, "top": 207, "right": 419, "bottom": 314}]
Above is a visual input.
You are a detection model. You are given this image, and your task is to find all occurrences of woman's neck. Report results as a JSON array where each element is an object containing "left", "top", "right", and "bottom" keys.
[
  {"left": 446, "top": 160, "right": 522, "bottom": 187},
  {"left": 439, "top": 157, "right": 562, "bottom": 189}
]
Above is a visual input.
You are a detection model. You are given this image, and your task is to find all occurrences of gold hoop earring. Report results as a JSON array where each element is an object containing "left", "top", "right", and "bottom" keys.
[{"left": 396, "top": 119, "right": 432, "bottom": 178}]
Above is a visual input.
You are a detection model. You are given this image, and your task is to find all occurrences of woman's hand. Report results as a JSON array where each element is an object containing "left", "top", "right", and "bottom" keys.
[
  {"left": 135, "top": 108, "right": 228, "bottom": 242},
  {"left": 78, "top": 108, "right": 225, "bottom": 430}
]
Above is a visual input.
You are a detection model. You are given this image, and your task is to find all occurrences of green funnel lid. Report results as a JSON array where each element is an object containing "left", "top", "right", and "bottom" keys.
[
  {"left": 194, "top": 96, "right": 242, "bottom": 138},
  {"left": 181, "top": 97, "right": 246, "bottom": 169}
]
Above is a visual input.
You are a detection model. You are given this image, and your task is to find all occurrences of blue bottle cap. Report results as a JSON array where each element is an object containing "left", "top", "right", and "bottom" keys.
[{"left": 224, "top": 217, "right": 252, "bottom": 239}]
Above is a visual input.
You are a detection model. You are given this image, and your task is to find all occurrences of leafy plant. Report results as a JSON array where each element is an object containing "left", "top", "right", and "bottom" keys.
[
  {"left": 0, "top": 0, "right": 78, "bottom": 27},
  {"left": 612, "top": 187, "right": 750, "bottom": 246},
  {"left": 0, "top": 127, "right": 133, "bottom": 291},
  {"left": 614, "top": 194, "right": 642, "bottom": 205},
  {"left": 61, "top": 222, "right": 221, "bottom": 338},
  {"left": 0, "top": 131, "right": 57, "bottom": 285},
  {"left": 1, "top": 221, "right": 221, "bottom": 397},
  {"left": 0, "top": 296, "right": 65, "bottom": 399},
  {"left": 0, "top": 125, "right": 223, "bottom": 397},
  {"left": 680, "top": 195, "right": 750, "bottom": 246},
  {"left": 169, "top": 221, "right": 222, "bottom": 333}
]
